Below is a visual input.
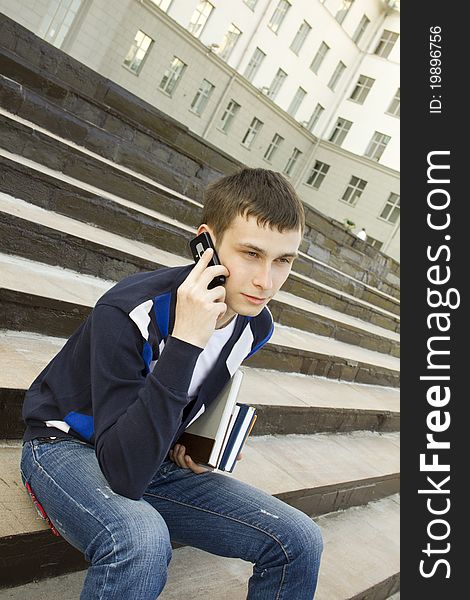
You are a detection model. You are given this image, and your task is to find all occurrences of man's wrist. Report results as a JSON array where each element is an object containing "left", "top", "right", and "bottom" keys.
[
  {"left": 151, "top": 336, "right": 203, "bottom": 392},
  {"left": 171, "top": 330, "right": 206, "bottom": 349}
]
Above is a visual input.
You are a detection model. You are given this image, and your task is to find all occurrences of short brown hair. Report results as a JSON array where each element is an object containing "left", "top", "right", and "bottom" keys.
[{"left": 202, "top": 168, "right": 305, "bottom": 240}]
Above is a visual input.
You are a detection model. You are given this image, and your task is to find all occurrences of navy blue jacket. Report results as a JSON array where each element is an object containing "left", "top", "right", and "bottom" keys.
[{"left": 23, "top": 265, "right": 274, "bottom": 499}]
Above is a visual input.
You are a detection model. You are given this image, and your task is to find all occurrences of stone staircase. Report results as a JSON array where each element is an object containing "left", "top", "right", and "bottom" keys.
[{"left": 0, "top": 15, "right": 400, "bottom": 599}]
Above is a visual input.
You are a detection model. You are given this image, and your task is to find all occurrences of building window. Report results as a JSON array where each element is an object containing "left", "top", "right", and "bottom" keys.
[
  {"left": 267, "top": 68, "right": 287, "bottom": 99},
  {"left": 328, "top": 61, "right": 346, "bottom": 91},
  {"left": 387, "top": 88, "right": 400, "bottom": 117},
  {"left": 352, "top": 15, "right": 370, "bottom": 44},
  {"left": 310, "top": 42, "right": 329, "bottom": 74},
  {"left": 380, "top": 192, "right": 400, "bottom": 224},
  {"left": 218, "top": 24, "right": 242, "bottom": 60},
  {"left": 123, "top": 30, "right": 153, "bottom": 74},
  {"left": 38, "top": 0, "right": 84, "bottom": 48},
  {"left": 219, "top": 99, "right": 241, "bottom": 132},
  {"left": 244, "top": 47, "right": 266, "bottom": 82},
  {"left": 159, "top": 56, "right": 187, "bottom": 96},
  {"left": 287, "top": 87, "right": 307, "bottom": 117},
  {"left": 306, "top": 161, "right": 330, "bottom": 189},
  {"left": 290, "top": 20, "right": 311, "bottom": 54},
  {"left": 244, "top": 0, "right": 259, "bottom": 8},
  {"left": 187, "top": 0, "right": 214, "bottom": 38},
  {"left": 190, "top": 79, "right": 215, "bottom": 115},
  {"left": 335, "top": 0, "right": 355, "bottom": 24},
  {"left": 264, "top": 133, "right": 284, "bottom": 162},
  {"left": 329, "top": 117, "right": 352, "bottom": 145},
  {"left": 374, "top": 29, "right": 399, "bottom": 58},
  {"left": 242, "top": 117, "right": 263, "bottom": 148},
  {"left": 341, "top": 176, "right": 367, "bottom": 205},
  {"left": 307, "top": 103, "right": 324, "bottom": 132},
  {"left": 150, "top": 0, "right": 173, "bottom": 11},
  {"left": 268, "top": 0, "right": 291, "bottom": 34},
  {"left": 365, "top": 131, "right": 391, "bottom": 161},
  {"left": 349, "top": 75, "right": 375, "bottom": 104},
  {"left": 283, "top": 148, "right": 302, "bottom": 177}
]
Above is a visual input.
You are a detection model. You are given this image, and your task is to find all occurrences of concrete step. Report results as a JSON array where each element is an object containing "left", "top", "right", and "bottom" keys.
[
  {"left": 0, "top": 147, "right": 400, "bottom": 322},
  {"left": 0, "top": 432, "right": 399, "bottom": 587},
  {"left": 0, "top": 495, "right": 400, "bottom": 599},
  {"left": 0, "top": 66, "right": 400, "bottom": 301},
  {"left": 0, "top": 249, "right": 399, "bottom": 361},
  {"left": 159, "top": 494, "right": 401, "bottom": 600},
  {"left": 0, "top": 288, "right": 400, "bottom": 386},
  {"left": 0, "top": 109, "right": 399, "bottom": 312},
  {"left": 0, "top": 323, "right": 399, "bottom": 438},
  {"left": 0, "top": 194, "right": 401, "bottom": 376},
  {"left": 0, "top": 186, "right": 400, "bottom": 339}
]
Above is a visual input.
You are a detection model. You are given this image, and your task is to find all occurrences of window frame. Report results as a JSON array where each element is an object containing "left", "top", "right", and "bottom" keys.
[
  {"left": 218, "top": 23, "right": 242, "bottom": 61},
  {"left": 349, "top": 74, "right": 375, "bottom": 104},
  {"left": 267, "top": 68, "right": 288, "bottom": 99},
  {"left": 187, "top": 0, "right": 214, "bottom": 39},
  {"left": 328, "top": 117, "right": 352, "bottom": 145},
  {"left": 158, "top": 56, "right": 187, "bottom": 96},
  {"left": 305, "top": 160, "right": 330, "bottom": 189},
  {"left": 244, "top": 47, "right": 266, "bottom": 82},
  {"left": 386, "top": 88, "right": 400, "bottom": 117},
  {"left": 352, "top": 14, "right": 370, "bottom": 45},
  {"left": 264, "top": 133, "right": 284, "bottom": 162},
  {"left": 189, "top": 79, "right": 215, "bottom": 116},
  {"left": 328, "top": 60, "right": 347, "bottom": 91},
  {"left": 310, "top": 41, "right": 330, "bottom": 74},
  {"left": 122, "top": 29, "right": 154, "bottom": 75},
  {"left": 379, "top": 192, "right": 400, "bottom": 224},
  {"left": 340, "top": 176, "right": 368, "bottom": 206},
  {"left": 150, "top": 0, "right": 173, "bottom": 12},
  {"left": 374, "top": 29, "right": 399, "bottom": 59},
  {"left": 219, "top": 99, "right": 241, "bottom": 133},
  {"left": 335, "top": 0, "right": 355, "bottom": 25},
  {"left": 283, "top": 147, "right": 302, "bottom": 177},
  {"left": 307, "top": 103, "right": 324, "bottom": 132},
  {"left": 365, "top": 131, "right": 391, "bottom": 162},
  {"left": 290, "top": 20, "right": 311, "bottom": 55},
  {"left": 287, "top": 87, "right": 307, "bottom": 117},
  {"left": 40, "top": 0, "right": 84, "bottom": 48},
  {"left": 268, "top": 0, "right": 291, "bottom": 34},
  {"left": 241, "top": 117, "right": 264, "bottom": 148}
]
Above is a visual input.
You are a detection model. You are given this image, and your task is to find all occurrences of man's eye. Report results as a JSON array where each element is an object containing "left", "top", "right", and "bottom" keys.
[{"left": 246, "top": 251, "right": 258, "bottom": 258}]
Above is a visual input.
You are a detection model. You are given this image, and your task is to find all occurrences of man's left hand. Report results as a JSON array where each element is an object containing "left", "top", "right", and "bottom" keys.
[
  {"left": 169, "top": 444, "right": 243, "bottom": 473},
  {"left": 169, "top": 444, "right": 211, "bottom": 474}
]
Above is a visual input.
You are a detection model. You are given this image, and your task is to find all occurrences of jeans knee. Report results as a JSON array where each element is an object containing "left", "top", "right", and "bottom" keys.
[
  {"left": 122, "top": 516, "right": 172, "bottom": 566},
  {"left": 90, "top": 512, "right": 172, "bottom": 571},
  {"left": 285, "top": 514, "right": 323, "bottom": 567}
]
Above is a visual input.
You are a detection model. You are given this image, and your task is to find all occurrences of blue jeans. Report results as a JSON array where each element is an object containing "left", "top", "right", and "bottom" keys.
[{"left": 21, "top": 439, "right": 323, "bottom": 599}]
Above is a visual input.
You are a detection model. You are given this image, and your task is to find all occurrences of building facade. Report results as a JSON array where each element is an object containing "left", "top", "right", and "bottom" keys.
[{"left": 0, "top": 0, "right": 400, "bottom": 260}]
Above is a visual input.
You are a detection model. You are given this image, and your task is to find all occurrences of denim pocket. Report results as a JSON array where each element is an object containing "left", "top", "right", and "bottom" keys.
[{"left": 31, "top": 437, "right": 91, "bottom": 462}]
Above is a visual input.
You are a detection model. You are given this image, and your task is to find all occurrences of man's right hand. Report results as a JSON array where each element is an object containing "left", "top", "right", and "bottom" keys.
[{"left": 172, "top": 248, "right": 229, "bottom": 348}]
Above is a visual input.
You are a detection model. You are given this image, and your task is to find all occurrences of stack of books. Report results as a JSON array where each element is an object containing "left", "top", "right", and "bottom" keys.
[{"left": 178, "top": 370, "right": 257, "bottom": 472}]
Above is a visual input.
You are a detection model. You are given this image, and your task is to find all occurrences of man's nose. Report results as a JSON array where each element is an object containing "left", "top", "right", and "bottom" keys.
[{"left": 253, "top": 263, "right": 273, "bottom": 290}]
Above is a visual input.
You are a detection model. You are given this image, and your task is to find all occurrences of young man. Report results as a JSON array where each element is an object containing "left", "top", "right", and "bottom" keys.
[{"left": 21, "top": 168, "right": 323, "bottom": 599}]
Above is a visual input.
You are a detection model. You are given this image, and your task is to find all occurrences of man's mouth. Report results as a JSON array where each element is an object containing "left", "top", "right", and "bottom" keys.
[{"left": 241, "top": 294, "right": 269, "bottom": 305}]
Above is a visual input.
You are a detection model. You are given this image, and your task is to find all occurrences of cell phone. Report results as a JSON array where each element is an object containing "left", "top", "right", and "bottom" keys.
[{"left": 189, "top": 232, "right": 226, "bottom": 289}]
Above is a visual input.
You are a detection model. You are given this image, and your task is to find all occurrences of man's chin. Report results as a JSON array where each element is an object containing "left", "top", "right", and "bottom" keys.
[{"left": 233, "top": 302, "right": 268, "bottom": 317}]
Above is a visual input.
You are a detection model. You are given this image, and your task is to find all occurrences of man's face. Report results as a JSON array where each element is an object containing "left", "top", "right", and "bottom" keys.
[{"left": 198, "top": 215, "right": 302, "bottom": 320}]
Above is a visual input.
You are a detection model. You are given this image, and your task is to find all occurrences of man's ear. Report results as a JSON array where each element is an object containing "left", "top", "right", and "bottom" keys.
[{"left": 196, "top": 224, "right": 216, "bottom": 243}]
